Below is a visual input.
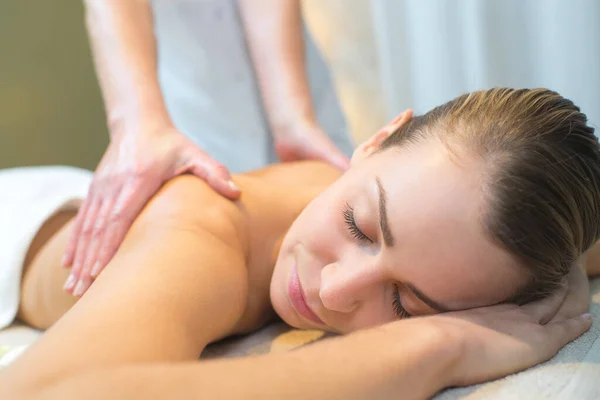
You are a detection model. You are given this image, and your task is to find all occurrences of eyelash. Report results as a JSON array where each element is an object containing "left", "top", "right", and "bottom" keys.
[
  {"left": 342, "top": 203, "right": 373, "bottom": 243},
  {"left": 393, "top": 285, "right": 412, "bottom": 319}
]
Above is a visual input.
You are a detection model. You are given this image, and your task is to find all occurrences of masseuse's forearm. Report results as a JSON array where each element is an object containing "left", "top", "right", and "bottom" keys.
[
  {"left": 238, "top": 0, "right": 317, "bottom": 132},
  {"left": 84, "top": 0, "right": 171, "bottom": 138},
  {"left": 39, "top": 322, "right": 458, "bottom": 400}
]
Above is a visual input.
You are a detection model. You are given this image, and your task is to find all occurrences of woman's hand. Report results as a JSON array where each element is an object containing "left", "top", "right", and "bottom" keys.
[
  {"left": 427, "top": 269, "right": 591, "bottom": 388},
  {"left": 62, "top": 125, "right": 241, "bottom": 297},
  {"left": 273, "top": 120, "right": 350, "bottom": 171}
]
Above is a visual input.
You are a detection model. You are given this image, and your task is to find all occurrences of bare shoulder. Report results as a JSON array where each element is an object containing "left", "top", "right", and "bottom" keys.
[
  {"left": 245, "top": 161, "right": 342, "bottom": 188},
  {"left": 134, "top": 174, "right": 246, "bottom": 250}
]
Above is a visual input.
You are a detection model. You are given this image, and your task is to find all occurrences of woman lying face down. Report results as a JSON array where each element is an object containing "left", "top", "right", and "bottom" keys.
[
  {"left": 2, "top": 88, "right": 599, "bottom": 400},
  {"left": 271, "top": 88, "right": 600, "bottom": 333}
]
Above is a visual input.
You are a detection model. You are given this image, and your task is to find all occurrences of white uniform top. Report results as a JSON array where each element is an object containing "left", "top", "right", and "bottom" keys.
[
  {"left": 151, "top": 0, "right": 355, "bottom": 173},
  {"left": 370, "top": 0, "right": 600, "bottom": 128}
]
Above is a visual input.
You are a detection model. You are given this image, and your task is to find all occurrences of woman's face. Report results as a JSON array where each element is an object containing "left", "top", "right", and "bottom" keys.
[{"left": 270, "top": 137, "right": 528, "bottom": 334}]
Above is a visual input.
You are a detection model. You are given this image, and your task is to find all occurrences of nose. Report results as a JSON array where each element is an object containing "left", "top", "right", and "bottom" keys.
[{"left": 319, "top": 259, "right": 385, "bottom": 313}]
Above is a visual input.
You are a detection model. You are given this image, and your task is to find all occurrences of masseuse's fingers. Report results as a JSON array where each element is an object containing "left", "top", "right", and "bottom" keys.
[
  {"left": 303, "top": 138, "right": 350, "bottom": 171},
  {"left": 62, "top": 191, "right": 94, "bottom": 269},
  {"left": 75, "top": 179, "right": 158, "bottom": 296},
  {"left": 274, "top": 124, "right": 350, "bottom": 171},
  {"left": 68, "top": 195, "right": 104, "bottom": 295},
  {"left": 75, "top": 197, "right": 115, "bottom": 296},
  {"left": 64, "top": 194, "right": 102, "bottom": 293},
  {"left": 186, "top": 148, "right": 241, "bottom": 200}
]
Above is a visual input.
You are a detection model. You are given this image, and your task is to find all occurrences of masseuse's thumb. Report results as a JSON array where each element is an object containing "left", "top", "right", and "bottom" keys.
[
  {"left": 320, "top": 148, "right": 350, "bottom": 171},
  {"left": 306, "top": 140, "right": 350, "bottom": 171},
  {"left": 187, "top": 153, "right": 241, "bottom": 200}
]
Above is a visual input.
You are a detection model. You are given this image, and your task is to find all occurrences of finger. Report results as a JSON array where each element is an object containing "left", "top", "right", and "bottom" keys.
[
  {"left": 74, "top": 182, "right": 153, "bottom": 298},
  {"left": 521, "top": 284, "right": 568, "bottom": 324},
  {"left": 320, "top": 148, "right": 350, "bottom": 171},
  {"left": 68, "top": 198, "right": 102, "bottom": 295},
  {"left": 76, "top": 197, "right": 115, "bottom": 295},
  {"left": 63, "top": 196, "right": 94, "bottom": 291},
  {"left": 189, "top": 158, "right": 240, "bottom": 200},
  {"left": 62, "top": 195, "right": 93, "bottom": 268},
  {"left": 553, "top": 266, "right": 590, "bottom": 322},
  {"left": 275, "top": 141, "right": 306, "bottom": 163},
  {"left": 303, "top": 138, "right": 350, "bottom": 171},
  {"left": 93, "top": 217, "right": 130, "bottom": 276},
  {"left": 95, "top": 178, "right": 159, "bottom": 265},
  {"left": 544, "top": 314, "right": 592, "bottom": 358},
  {"left": 88, "top": 180, "right": 151, "bottom": 279}
]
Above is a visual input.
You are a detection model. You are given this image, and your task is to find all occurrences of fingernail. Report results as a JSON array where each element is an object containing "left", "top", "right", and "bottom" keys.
[
  {"left": 61, "top": 254, "right": 68, "bottom": 267},
  {"left": 91, "top": 261, "right": 102, "bottom": 278},
  {"left": 63, "top": 274, "right": 76, "bottom": 291},
  {"left": 73, "top": 280, "right": 85, "bottom": 297},
  {"left": 228, "top": 180, "right": 239, "bottom": 191},
  {"left": 581, "top": 313, "right": 592, "bottom": 320}
]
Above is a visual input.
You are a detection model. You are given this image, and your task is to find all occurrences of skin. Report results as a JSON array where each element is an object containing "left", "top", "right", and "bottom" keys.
[
  {"left": 272, "top": 136, "right": 525, "bottom": 333},
  {"left": 0, "top": 112, "right": 596, "bottom": 398}
]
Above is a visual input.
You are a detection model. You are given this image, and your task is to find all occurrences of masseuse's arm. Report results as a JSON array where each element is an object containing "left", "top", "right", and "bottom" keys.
[
  {"left": 64, "top": 1, "right": 240, "bottom": 296},
  {"left": 27, "top": 290, "right": 592, "bottom": 400},
  {"left": 238, "top": 0, "right": 350, "bottom": 171}
]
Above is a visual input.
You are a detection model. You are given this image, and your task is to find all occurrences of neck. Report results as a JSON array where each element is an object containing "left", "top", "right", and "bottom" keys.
[
  {"left": 235, "top": 161, "right": 341, "bottom": 263},
  {"left": 228, "top": 161, "right": 341, "bottom": 332}
]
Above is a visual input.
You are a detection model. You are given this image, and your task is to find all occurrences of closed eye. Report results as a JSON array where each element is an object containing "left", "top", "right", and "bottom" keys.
[
  {"left": 342, "top": 203, "right": 373, "bottom": 243},
  {"left": 392, "top": 284, "right": 412, "bottom": 319}
]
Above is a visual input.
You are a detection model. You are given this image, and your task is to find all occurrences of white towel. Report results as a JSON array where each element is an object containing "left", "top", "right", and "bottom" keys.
[{"left": 0, "top": 166, "right": 92, "bottom": 329}]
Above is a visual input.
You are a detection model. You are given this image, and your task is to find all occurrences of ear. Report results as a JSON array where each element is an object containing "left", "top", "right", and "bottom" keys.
[{"left": 351, "top": 109, "right": 413, "bottom": 165}]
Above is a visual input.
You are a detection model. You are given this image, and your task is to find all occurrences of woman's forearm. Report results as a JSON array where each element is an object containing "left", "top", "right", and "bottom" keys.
[
  {"left": 238, "top": 0, "right": 316, "bottom": 134},
  {"left": 84, "top": 0, "right": 172, "bottom": 138},
  {"left": 37, "top": 322, "right": 458, "bottom": 400}
]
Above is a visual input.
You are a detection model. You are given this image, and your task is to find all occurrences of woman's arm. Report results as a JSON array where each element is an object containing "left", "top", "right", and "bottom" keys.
[
  {"left": 3, "top": 177, "right": 248, "bottom": 391},
  {"left": 23, "top": 293, "right": 592, "bottom": 400},
  {"left": 29, "top": 321, "right": 457, "bottom": 400}
]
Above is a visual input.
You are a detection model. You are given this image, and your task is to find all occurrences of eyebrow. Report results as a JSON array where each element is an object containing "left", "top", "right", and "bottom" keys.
[
  {"left": 406, "top": 283, "right": 452, "bottom": 313},
  {"left": 375, "top": 177, "right": 395, "bottom": 247}
]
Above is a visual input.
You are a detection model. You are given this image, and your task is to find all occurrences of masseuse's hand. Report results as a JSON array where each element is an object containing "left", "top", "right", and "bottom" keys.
[
  {"left": 62, "top": 126, "right": 241, "bottom": 297},
  {"left": 432, "top": 269, "right": 591, "bottom": 388},
  {"left": 274, "top": 120, "right": 350, "bottom": 171}
]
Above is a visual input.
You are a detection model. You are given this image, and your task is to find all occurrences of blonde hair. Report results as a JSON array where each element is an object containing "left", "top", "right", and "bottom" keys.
[{"left": 382, "top": 88, "right": 600, "bottom": 302}]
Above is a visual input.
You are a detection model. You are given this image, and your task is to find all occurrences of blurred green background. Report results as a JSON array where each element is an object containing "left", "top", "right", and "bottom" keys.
[{"left": 0, "top": 0, "right": 107, "bottom": 169}]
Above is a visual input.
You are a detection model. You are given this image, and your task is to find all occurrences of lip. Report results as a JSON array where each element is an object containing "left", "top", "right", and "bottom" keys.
[{"left": 288, "top": 262, "right": 323, "bottom": 325}]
